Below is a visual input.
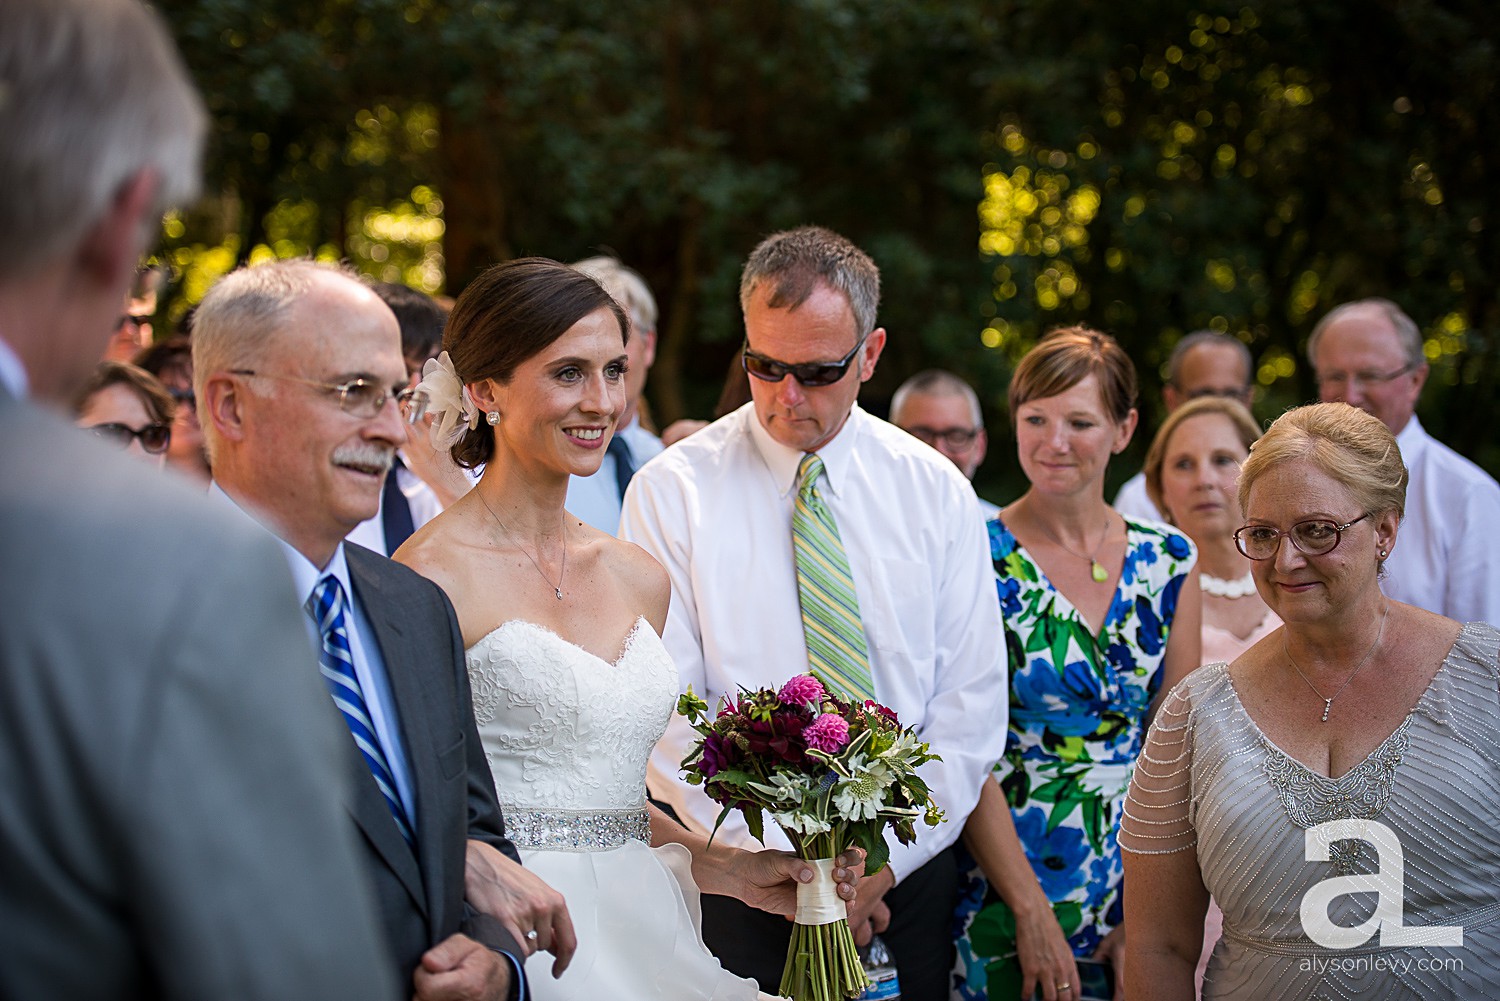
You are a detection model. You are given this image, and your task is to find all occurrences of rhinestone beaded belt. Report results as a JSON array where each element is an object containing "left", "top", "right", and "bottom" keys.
[{"left": 506, "top": 807, "right": 650, "bottom": 851}]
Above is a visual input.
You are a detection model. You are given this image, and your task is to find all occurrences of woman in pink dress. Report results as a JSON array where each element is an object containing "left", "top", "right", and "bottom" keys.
[{"left": 1142, "top": 395, "right": 1278, "bottom": 994}]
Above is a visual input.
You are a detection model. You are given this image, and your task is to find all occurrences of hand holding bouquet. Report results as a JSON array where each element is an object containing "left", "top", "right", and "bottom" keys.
[{"left": 677, "top": 675, "right": 943, "bottom": 1001}]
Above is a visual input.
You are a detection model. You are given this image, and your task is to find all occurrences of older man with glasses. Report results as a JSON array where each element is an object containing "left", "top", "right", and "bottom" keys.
[
  {"left": 889, "top": 368, "right": 1000, "bottom": 520},
  {"left": 1306, "top": 297, "right": 1500, "bottom": 625},
  {"left": 621, "top": 226, "right": 1007, "bottom": 999}
]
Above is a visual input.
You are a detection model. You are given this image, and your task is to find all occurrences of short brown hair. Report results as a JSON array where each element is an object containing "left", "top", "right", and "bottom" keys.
[
  {"left": 1144, "top": 396, "right": 1261, "bottom": 518},
  {"left": 73, "top": 360, "right": 175, "bottom": 425},
  {"left": 1238, "top": 402, "right": 1407, "bottom": 521},
  {"left": 1008, "top": 326, "right": 1136, "bottom": 424},
  {"left": 445, "top": 258, "right": 627, "bottom": 468}
]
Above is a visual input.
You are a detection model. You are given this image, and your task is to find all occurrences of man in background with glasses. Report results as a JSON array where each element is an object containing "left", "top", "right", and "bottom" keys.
[
  {"left": 890, "top": 368, "right": 1000, "bottom": 520},
  {"left": 622, "top": 226, "right": 1007, "bottom": 999},
  {"left": 1115, "top": 329, "right": 1256, "bottom": 522},
  {"left": 1308, "top": 297, "right": 1500, "bottom": 624}
]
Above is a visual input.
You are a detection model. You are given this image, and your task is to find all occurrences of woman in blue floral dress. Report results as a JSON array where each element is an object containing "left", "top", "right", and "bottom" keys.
[{"left": 952, "top": 328, "right": 1201, "bottom": 1001}]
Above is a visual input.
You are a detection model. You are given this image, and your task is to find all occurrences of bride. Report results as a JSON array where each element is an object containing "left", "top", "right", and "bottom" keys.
[{"left": 395, "top": 258, "right": 858, "bottom": 1000}]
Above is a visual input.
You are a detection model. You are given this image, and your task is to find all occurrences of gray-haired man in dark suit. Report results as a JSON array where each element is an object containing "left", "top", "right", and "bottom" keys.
[
  {"left": 0, "top": 1, "right": 396, "bottom": 998},
  {"left": 194, "top": 257, "right": 575, "bottom": 1001}
]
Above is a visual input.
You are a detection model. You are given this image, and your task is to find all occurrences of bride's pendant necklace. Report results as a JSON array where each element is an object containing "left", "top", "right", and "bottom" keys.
[
  {"left": 1200, "top": 571, "right": 1256, "bottom": 598},
  {"left": 1284, "top": 603, "right": 1388, "bottom": 723},
  {"left": 1038, "top": 512, "right": 1113, "bottom": 583},
  {"left": 476, "top": 489, "right": 566, "bottom": 600}
]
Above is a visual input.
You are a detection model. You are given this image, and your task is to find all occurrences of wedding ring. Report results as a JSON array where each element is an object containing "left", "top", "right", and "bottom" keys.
[
  {"left": 1056, "top": 984, "right": 1071, "bottom": 993},
  {"left": 526, "top": 930, "right": 538, "bottom": 941}
]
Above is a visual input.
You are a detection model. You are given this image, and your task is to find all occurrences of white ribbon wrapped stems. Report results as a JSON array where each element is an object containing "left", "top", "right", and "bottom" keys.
[
  {"left": 793, "top": 858, "right": 847, "bottom": 926},
  {"left": 412, "top": 351, "right": 480, "bottom": 451}
]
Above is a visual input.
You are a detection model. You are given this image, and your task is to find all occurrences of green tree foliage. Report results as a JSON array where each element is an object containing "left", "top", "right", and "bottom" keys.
[{"left": 153, "top": 0, "right": 1498, "bottom": 494}]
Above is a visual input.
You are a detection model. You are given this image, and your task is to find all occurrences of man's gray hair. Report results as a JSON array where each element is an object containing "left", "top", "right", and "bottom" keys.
[
  {"left": 0, "top": 0, "right": 206, "bottom": 276},
  {"left": 739, "top": 226, "right": 881, "bottom": 338},
  {"left": 192, "top": 259, "right": 365, "bottom": 461},
  {"left": 890, "top": 369, "right": 983, "bottom": 427},
  {"left": 1166, "top": 330, "right": 1253, "bottom": 388},
  {"left": 572, "top": 256, "right": 657, "bottom": 332},
  {"left": 1307, "top": 298, "right": 1425, "bottom": 369}
]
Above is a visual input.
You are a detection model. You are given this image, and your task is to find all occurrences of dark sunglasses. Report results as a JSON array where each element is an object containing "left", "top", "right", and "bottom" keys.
[
  {"left": 87, "top": 421, "right": 172, "bottom": 454},
  {"left": 741, "top": 331, "right": 869, "bottom": 388}
]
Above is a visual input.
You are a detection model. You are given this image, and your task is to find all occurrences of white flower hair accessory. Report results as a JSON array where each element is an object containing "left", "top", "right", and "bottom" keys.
[{"left": 413, "top": 351, "right": 481, "bottom": 450}]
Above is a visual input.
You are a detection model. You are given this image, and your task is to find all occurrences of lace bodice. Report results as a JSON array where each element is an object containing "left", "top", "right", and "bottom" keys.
[{"left": 466, "top": 618, "right": 678, "bottom": 813}]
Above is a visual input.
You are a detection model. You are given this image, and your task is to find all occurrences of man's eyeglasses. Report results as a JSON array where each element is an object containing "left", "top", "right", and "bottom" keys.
[
  {"left": 87, "top": 422, "right": 172, "bottom": 454},
  {"left": 904, "top": 425, "right": 981, "bottom": 450},
  {"left": 1234, "top": 513, "right": 1370, "bottom": 560},
  {"left": 1315, "top": 364, "right": 1416, "bottom": 390},
  {"left": 741, "top": 332, "right": 869, "bottom": 388},
  {"left": 230, "top": 369, "right": 412, "bottom": 419}
]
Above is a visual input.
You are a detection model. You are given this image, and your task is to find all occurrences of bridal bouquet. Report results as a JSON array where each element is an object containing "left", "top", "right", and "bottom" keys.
[{"left": 677, "top": 676, "right": 943, "bottom": 1001}]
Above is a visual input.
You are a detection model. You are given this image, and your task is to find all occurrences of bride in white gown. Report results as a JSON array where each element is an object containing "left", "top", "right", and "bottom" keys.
[{"left": 395, "top": 258, "right": 858, "bottom": 1000}]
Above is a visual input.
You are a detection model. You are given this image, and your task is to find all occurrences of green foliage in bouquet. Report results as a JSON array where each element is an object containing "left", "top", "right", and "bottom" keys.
[{"left": 677, "top": 675, "right": 944, "bottom": 1000}]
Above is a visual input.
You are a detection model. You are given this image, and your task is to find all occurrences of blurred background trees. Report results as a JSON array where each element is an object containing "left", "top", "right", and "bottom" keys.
[{"left": 152, "top": 0, "right": 1499, "bottom": 497}]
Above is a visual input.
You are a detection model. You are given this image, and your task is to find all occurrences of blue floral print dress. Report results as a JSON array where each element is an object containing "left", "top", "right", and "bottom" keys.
[{"left": 951, "top": 514, "right": 1195, "bottom": 1000}]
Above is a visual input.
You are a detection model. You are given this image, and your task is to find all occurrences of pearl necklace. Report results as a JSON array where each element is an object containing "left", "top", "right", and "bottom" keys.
[{"left": 1200, "top": 571, "right": 1256, "bottom": 599}]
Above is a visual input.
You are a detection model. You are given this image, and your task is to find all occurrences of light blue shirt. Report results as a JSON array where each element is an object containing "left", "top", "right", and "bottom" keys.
[
  {"left": 208, "top": 484, "right": 417, "bottom": 824},
  {"left": 0, "top": 336, "right": 29, "bottom": 398}
]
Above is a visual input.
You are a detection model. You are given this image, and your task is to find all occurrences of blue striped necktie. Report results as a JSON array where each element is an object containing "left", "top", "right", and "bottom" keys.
[
  {"left": 307, "top": 575, "right": 414, "bottom": 845},
  {"left": 792, "top": 453, "right": 876, "bottom": 703}
]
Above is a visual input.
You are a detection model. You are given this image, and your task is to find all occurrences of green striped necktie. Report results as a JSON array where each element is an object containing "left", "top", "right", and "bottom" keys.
[{"left": 792, "top": 453, "right": 876, "bottom": 703}]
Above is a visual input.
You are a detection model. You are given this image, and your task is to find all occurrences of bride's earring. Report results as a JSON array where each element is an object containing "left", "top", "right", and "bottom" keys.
[{"left": 486, "top": 411, "right": 500, "bottom": 426}]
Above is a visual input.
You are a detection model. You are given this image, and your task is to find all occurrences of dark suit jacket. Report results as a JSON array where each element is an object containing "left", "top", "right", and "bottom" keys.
[
  {"left": 0, "top": 389, "right": 397, "bottom": 1000},
  {"left": 342, "top": 543, "right": 525, "bottom": 990}
]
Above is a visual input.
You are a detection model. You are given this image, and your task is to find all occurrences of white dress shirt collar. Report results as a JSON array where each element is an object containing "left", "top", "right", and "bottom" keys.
[
  {"left": 745, "top": 401, "right": 864, "bottom": 499},
  {"left": 0, "top": 336, "right": 29, "bottom": 398},
  {"left": 1396, "top": 413, "right": 1429, "bottom": 463}
]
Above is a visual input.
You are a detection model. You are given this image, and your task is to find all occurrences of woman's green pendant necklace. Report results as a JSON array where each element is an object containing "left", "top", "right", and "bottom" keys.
[{"left": 1037, "top": 512, "right": 1115, "bottom": 584}]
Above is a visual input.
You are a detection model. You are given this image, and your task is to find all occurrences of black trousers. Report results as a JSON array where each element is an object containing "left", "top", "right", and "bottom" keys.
[{"left": 700, "top": 845, "right": 960, "bottom": 1001}]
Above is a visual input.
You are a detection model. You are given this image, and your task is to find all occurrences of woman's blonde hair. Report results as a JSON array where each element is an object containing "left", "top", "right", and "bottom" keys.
[
  {"left": 1144, "top": 396, "right": 1261, "bottom": 520},
  {"left": 1237, "top": 402, "right": 1408, "bottom": 521}
]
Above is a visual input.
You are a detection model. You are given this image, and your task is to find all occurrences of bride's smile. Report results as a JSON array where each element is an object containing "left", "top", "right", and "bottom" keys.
[{"left": 472, "top": 306, "right": 628, "bottom": 480}]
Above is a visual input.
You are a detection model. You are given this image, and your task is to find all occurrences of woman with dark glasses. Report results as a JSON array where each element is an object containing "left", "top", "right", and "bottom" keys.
[
  {"left": 73, "top": 360, "right": 175, "bottom": 469},
  {"left": 1123, "top": 402, "right": 1500, "bottom": 998}
]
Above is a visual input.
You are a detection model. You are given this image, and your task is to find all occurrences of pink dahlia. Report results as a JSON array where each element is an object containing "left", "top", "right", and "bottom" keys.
[
  {"left": 803, "top": 713, "right": 850, "bottom": 753},
  {"left": 778, "top": 674, "right": 826, "bottom": 707}
]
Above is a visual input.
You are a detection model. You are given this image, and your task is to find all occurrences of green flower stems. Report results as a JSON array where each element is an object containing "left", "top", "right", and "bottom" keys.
[{"left": 778, "top": 834, "right": 869, "bottom": 1001}]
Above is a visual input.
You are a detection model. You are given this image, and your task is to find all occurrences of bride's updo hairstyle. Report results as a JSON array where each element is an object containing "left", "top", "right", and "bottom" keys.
[{"left": 445, "top": 257, "right": 628, "bottom": 468}]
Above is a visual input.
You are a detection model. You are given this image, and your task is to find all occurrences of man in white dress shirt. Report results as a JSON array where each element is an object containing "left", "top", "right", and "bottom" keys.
[
  {"left": 563, "top": 256, "right": 664, "bottom": 533},
  {"left": 1309, "top": 298, "right": 1500, "bottom": 624},
  {"left": 890, "top": 368, "right": 1002, "bottom": 519},
  {"left": 346, "top": 282, "right": 447, "bottom": 555},
  {"left": 1114, "top": 330, "right": 1254, "bottom": 522},
  {"left": 621, "top": 226, "right": 1007, "bottom": 999}
]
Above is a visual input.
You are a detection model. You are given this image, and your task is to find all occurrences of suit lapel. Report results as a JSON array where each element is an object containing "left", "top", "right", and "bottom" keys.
[{"left": 346, "top": 545, "right": 451, "bottom": 930}]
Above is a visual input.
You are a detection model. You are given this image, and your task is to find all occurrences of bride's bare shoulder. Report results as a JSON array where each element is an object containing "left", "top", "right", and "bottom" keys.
[{"left": 575, "top": 522, "right": 670, "bottom": 627}]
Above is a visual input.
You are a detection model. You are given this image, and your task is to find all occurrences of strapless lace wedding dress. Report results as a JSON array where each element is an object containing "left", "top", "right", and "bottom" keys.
[{"left": 467, "top": 617, "right": 770, "bottom": 1000}]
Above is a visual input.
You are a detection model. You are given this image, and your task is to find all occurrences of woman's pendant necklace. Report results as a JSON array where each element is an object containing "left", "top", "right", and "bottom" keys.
[
  {"left": 1038, "top": 513, "right": 1114, "bottom": 583},
  {"left": 1284, "top": 603, "right": 1389, "bottom": 722},
  {"left": 475, "top": 489, "right": 566, "bottom": 600}
]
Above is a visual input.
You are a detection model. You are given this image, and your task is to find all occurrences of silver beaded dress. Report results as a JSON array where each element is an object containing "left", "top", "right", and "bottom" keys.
[
  {"left": 466, "top": 618, "right": 768, "bottom": 1000},
  {"left": 1121, "top": 622, "right": 1500, "bottom": 998}
]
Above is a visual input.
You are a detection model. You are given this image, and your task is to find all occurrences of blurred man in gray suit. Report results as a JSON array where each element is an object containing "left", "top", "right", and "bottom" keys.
[
  {"left": 0, "top": 1, "right": 396, "bottom": 998},
  {"left": 196, "top": 258, "right": 575, "bottom": 1001}
]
